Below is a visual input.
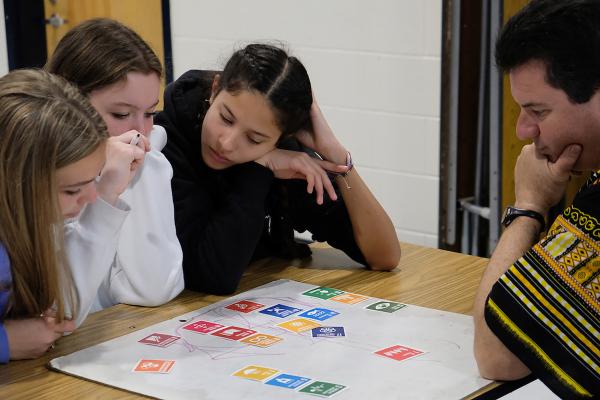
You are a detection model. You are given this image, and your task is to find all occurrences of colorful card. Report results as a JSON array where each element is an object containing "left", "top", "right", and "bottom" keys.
[
  {"left": 299, "top": 307, "right": 339, "bottom": 321},
  {"left": 132, "top": 359, "right": 175, "bottom": 374},
  {"left": 330, "top": 293, "right": 370, "bottom": 305},
  {"left": 259, "top": 304, "right": 302, "bottom": 318},
  {"left": 182, "top": 320, "right": 225, "bottom": 334},
  {"left": 366, "top": 301, "right": 407, "bottom": 313},
  {"left": 211, "top": 326, "right": 257, "bottom": 341},
  {"left": 311, "top": 327, "right": 346, "bottom": 338},
  {"left": 302, "top": 287, "right": 345, "bottom": 300},
  {"left": 225, "top": 300, "right": 264, "bottom": 313},
  {"left": 232, "top": 365, "right": 279, "bottom": 381},
  {"left": 240, "top": 333, "right": 283, "bottom": 347},
  {"left": 277, "top": 318, "right": 321, "bottom": 333},
  {"left": 138, "top": 333, "right": 180, "bottom": 348},
  {"left": 265, "top": 373, "right": 311, "bottom": 389},
  {"left": 299, "top": 381, "right": 347, "bottom": 397},
  {"left": 375, "top": 345, "right": 425, "bottom": 362}
]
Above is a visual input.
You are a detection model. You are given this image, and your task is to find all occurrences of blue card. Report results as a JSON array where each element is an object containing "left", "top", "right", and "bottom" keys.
[
  {"left": 299, "top": 307, "right": 339, "bottom": 321},
  {"left": 259, "top": 304, "right": 302, "bottom": 318},
  {"left": 311, "top": 327, "right": 346, "bottom": 338},
  {"left": 266, "top": 373, "right": 311, "bottom": 389}
]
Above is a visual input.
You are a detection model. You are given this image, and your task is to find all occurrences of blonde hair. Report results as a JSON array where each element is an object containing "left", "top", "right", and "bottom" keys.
[
  {"left": 46, "top": 18, "right": 162, "bottom": 94},
  {"left": 0, "top": 69, "right": 108, "bottom": 321}
]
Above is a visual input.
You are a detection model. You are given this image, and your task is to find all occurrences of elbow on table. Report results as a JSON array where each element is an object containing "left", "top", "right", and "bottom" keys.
[
  {"left": 366, "top": 244, "right": 401, "bottom": 271},
  {"left": 474, "top": 348, "right": 530, "bottom": 381}
]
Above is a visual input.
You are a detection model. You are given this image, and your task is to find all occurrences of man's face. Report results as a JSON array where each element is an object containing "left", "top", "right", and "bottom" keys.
[{"left": 509, "top": 60, "right": 600, "bottom": 172}]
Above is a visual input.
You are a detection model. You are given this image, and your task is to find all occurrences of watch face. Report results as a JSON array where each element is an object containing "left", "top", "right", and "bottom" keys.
[{"left": 501, "top": 207, "right": 516, "bottom": 227}]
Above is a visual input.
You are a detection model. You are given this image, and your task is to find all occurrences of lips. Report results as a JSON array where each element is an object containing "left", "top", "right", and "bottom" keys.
[{"left": 209, "top": 147, "right": 231, "bottom": 164}]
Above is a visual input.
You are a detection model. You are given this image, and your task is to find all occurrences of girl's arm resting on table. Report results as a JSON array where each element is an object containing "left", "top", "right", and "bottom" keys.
[
  {"left": 332, "top": 168, "right": 400, "bottom": 270},
  {"left": 65, "top": 197, "right": 129, "bottom": 327},
  {"left": 296, "top": 102, "right": 400, "bottom": 270},
  {"left": 174, "top": 162, "right": 274, "bottom": 295}
]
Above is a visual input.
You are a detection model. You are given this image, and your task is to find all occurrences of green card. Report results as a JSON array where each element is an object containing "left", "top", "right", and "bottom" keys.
[
  {"left": 299, "top": 381, "right": 346, "bottom": 397},
  {"left": 302, "top": 287, "right": 345, "bottom": 300}
]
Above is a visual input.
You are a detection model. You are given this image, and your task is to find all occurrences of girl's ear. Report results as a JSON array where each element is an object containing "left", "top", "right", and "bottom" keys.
[{"left": 209, "top": 74, "right": 221, "bottom": 104}]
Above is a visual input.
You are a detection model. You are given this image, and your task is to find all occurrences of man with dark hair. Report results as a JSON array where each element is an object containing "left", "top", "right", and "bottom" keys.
[{"left": 473, "top": 1, "right": 600, "bottom": 398}]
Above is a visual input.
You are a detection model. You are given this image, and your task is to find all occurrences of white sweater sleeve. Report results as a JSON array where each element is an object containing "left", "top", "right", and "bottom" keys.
[
  {"left": 65, "top": 197, "right": 130, "bottom": 327},
  {"left": 97, "top": 125, "right": 184, "bottom": 309}
]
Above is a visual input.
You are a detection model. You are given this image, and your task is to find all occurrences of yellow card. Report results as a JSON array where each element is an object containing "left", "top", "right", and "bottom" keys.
[
  {"left": 232, "top": 365, "right": 279, "bottom": 381},
  {"left": 277, "top": 318, "right": 321, "bottom": 333}
]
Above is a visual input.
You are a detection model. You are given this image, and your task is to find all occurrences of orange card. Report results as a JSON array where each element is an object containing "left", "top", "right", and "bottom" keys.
[{"left": 240, "top": 333, "right": 283, "bottom": 347}]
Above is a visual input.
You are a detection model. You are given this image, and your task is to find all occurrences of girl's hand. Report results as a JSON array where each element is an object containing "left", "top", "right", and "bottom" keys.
[
  {"left": 255, "top": 149, "right": 348, "bottom": 204},
  {"left": 296, "top": 100, "right": 348, "bottom": 165},
  {"left": 96, "top": 130, "right": 149, "bottom": 205},
  {"left": 5, "top": 316, "right": 76, "bottom": 360}
]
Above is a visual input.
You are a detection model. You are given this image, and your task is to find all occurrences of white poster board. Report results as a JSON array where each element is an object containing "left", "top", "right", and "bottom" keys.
[{"left": 50, "top": 279, "right": 490, "bottom": 399}]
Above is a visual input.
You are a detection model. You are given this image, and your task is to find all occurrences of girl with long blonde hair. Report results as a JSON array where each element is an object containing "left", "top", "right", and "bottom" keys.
[{"left": 0, "top": 69, "right": 108, "bottom": 362}]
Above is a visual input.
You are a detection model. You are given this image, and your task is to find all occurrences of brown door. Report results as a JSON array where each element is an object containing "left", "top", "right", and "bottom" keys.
[{"left": 43, "top": 0, "right": 166, "bottom": 108}]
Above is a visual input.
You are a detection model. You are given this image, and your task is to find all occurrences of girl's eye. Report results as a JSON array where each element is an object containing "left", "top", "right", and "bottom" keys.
[
  {"left": 144, "top": 111, "right": 157, "bottom": 119},
  {"left": 247, "top": 136, "right": 261, "bottom": 145},
  {"left": 111, "top": 112, "right": 129, "bottom": 119},
  {"left": 63, "top": 189, "right": 81, "bottom": 196},
  {"left": 220, "top": 113, "right": 233, "bottom": 125}
]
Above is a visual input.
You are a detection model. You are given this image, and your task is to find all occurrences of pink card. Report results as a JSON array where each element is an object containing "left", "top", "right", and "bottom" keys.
[
  {"left": 182, "top": 320, "right": 225, "bottom": 334},
  {"left": 211, "top": 326, "right": 257, "bottom": 341}
]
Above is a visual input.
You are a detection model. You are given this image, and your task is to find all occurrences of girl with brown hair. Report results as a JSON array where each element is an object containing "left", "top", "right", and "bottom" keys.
[
  {"left": 0, "top": 69, "right": 108, "bottom": 362},
  {"left": 46, "top": 18, "right": 183, "bottom": 324}
]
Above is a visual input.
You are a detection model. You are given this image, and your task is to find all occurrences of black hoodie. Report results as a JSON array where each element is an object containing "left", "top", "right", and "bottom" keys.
[{"left": 157, "top": 70, "right": 366, "bottom": 295}]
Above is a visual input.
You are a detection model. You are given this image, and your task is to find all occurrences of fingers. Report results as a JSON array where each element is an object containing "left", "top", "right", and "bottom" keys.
[
  {"left": 552, "top": 144, "right": 582, "bottom": 175},
  {"left": 112, "top": 130, "right": 151, "bottom": 152}
]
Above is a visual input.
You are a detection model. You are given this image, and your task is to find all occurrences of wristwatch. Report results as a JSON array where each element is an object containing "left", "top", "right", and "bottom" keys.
[{"left": 501, "top": 206, "right": 546, "bottom": 231}]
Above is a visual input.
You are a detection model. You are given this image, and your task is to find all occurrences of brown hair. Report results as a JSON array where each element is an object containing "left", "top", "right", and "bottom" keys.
[
  {"left": 0, "top": 69, "right": 108, "bottom": 321},
  {"left": 45, "top": 18, "right": 162, "bottom": 94}
]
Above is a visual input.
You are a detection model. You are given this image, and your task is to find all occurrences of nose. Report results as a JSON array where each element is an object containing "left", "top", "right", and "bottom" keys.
[
  {"left": 131, "top": 115, "right": 146, "bottom": 136},
  {"left": 217, "top": 129, "right": 235, "bottom": 153},
  {"left": 515, "top": 109, "right": 540, "bottom": 140}
]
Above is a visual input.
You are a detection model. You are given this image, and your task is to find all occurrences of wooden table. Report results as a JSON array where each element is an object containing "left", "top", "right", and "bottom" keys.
[{"left": 0, "top": 243, "right": 492, "bottom": 399}]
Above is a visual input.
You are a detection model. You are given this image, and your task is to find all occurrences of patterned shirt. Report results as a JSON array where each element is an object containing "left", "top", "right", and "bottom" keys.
[
  {"left": 485, "top": 172, "right": 600, "bottom": 399},
  {"left": 0, "top": 243, "right": 11, "bottom": 363}
]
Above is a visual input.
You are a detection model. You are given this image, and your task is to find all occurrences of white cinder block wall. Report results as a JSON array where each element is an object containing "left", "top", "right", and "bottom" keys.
[
  {"left": 170, "top": 0, "right": 442, "bottom": 247},
  {"left": 0, "top": 5, "right": 8, "bottom": 76}
]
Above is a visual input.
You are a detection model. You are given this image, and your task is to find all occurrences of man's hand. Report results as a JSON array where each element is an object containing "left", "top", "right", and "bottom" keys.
[
  {"left": 514, "top": 143, "right": 582, "bottom": 215},
  {"left": 5, "top": 316, "right": 75, "bottom": 360}
]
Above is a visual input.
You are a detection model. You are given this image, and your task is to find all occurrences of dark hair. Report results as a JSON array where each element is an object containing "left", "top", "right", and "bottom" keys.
[
  {"left": 495, "top": 0, "right": 600, "bottom": 103},
  {"left": 45, "top": 18, "right": 162, "bottom": 94},
  {"left": 216, "top": 43, "right": 313, "bottom": 138}
]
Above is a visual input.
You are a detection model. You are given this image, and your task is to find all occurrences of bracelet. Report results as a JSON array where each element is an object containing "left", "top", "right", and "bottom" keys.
[{"left": 330, "top": 151, "right": 353, "bottom": 189}]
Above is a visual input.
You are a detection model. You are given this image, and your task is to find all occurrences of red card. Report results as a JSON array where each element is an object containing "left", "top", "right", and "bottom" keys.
[
  {"left": 138, "top": 333, "right": 180, "bottom": 347},
  {"left": 225, "top": 300, "right": 264, "bottom": 313},
  {"left": 375, "top": 345, "right": 425, "bottom": 362},
  {"left": 182, "top": 320, "right": 225, "bottom": 334},
  {"left": 211, "top": 326, "right": 257, "bottom": 341},
  {"left": 132, "top": 359, "right": 175, "bottom": 373}
]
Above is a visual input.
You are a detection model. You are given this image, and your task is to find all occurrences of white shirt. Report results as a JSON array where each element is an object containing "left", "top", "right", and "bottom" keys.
[{"left": 65, "top": 126, "right": 184, "bottom": 326}]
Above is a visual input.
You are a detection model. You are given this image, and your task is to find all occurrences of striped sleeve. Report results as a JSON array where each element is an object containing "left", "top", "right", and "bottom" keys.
[{"left": 485, "top": 173, "right": 600, "bottom": 399}]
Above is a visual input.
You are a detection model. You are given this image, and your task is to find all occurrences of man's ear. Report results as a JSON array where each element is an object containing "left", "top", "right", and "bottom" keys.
[{"left": 209, "top": 74, "right": 221, "bottom": 103}]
